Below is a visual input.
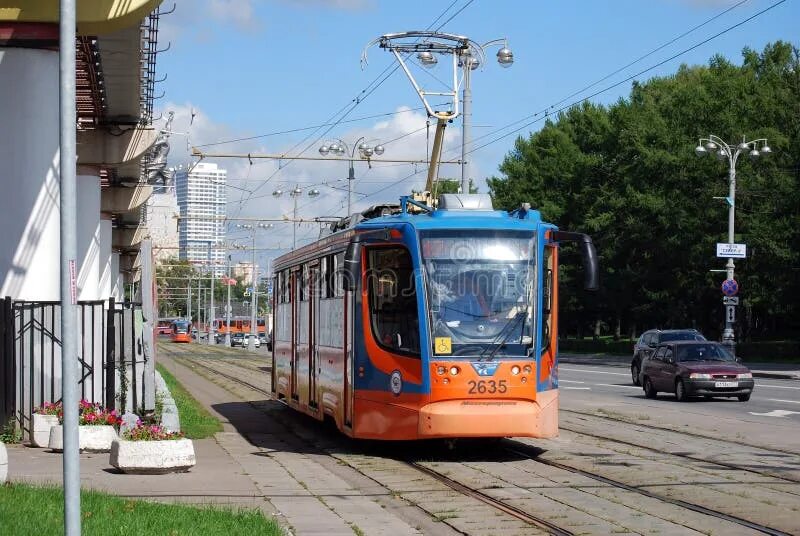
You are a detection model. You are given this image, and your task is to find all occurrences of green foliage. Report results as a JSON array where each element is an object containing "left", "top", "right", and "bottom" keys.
[
  {"left": 0, "top": 421, "right": 22, "bottom": 443},
  {"left": 0, "top": 483, "right": 284, "bottom": 535},
  {"left": 156, "top": 364, "right": 222, "bottom": 439},
  {"left": 488, "top": 42, "right": 800, "bottom": 342}
]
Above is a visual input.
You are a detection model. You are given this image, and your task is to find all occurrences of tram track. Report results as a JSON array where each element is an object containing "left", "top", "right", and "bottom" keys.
[
  {"left": 171, "top": 352, "right": 797, "bottom": 535},
  {"left": 501, "top": 441, "right": 792, "bottom": 536},
  {"left": 175, "top": 354, "right": 573, "bottom": 535}
]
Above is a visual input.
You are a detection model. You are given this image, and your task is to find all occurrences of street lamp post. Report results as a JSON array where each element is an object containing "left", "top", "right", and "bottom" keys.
[
  {"left": 319, "top": 138, "right": 385, "bottom": 216},
  {"left": 225, "top": 254, "right": 232, "bottom": 346},
  {"left": 457, "top": 39, "right": 513, "bottom": 194},
  {"left": 207, "top": 242, "right": 215, "bottom": 346},
  {"left": 236, "top": 223, "right": 274, "bottom": 351},
  {"left": 273, "top": 186, "right": 320, "bottom": 249},
  {"left": 695, "top": 134, "right": 771, "bottom": 351}
]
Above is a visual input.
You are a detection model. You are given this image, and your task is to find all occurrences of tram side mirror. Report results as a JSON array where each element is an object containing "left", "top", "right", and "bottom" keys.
[
  {"left": 343, "top": 240, "right": 361, "bottom": 292},
  {"left": 551, "top": 231, "right": 599, "bottom": 291}
]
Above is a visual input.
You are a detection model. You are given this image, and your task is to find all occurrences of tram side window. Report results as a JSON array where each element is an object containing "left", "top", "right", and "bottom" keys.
[
  {"left": 300, "top": 265, "right": 307, "bottom": 301},
  {"left": 367, "top": 247, "right": 420, "bottom": 356},
  {"left": 334, "top": 252, "right": 344, "bottom": 298}
]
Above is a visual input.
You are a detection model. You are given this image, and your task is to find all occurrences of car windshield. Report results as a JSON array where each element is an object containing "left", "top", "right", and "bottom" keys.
[
  {"left": 662, "top": 332, "right": 704, "bottom": 342},
  {"left": 422, "top": 230, "right": 535, "bottom": 358},
  {"left": 676, "top": 344, "right": 735, "bottom": 362}
]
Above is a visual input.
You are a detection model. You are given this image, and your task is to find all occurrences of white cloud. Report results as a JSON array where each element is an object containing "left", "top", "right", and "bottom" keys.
[
  {"left": 156, "top": 102, "right": 462, "bottom": 267},
  {"left": 275, "top": 0, "right": 374, "bottom": 10},
  {"left": 208, "top": 0, "right": 263, "bottom": 32}
]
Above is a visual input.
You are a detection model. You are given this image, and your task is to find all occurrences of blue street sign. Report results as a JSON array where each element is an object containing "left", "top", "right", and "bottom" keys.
[{"left": 721, "top": 279, "right": 739, "bottom": 297}]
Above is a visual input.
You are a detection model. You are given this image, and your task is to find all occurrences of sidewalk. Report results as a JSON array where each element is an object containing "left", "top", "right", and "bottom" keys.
[
  {"left": 559, "top": 353, "right": 800, "bottom": 380},
  {"left": 5, "top": 352, "right": 434, "bottom": 536}
]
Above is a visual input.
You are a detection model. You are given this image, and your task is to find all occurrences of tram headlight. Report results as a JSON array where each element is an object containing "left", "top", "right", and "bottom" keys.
[
  {"left": 443, "top": 377, "right": 450, "bottom": 384},
  {"left": 449, "top": 366, "right": 460, "bottom": 376},
  {"left": 521, "top": 377, "right": 527, "bottom": 383},
  {"left": 437, "top": 366, "right": 446, "bottom": 375},
  {"left": 523, "top": 365, "right": 532, "bottom": 374},
  {"left": 511, "top": 366, "right": 521, "bottom": 375}
]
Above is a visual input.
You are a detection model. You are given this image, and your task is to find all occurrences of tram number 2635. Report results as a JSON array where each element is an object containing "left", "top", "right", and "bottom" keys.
[{"left": 468, "top": 379, "right": 508, "bottom": 394}]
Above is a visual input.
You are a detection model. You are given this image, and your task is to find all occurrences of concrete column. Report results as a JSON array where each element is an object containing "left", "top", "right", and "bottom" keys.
[
  {"left": 0, "top": 46, "right": 60, "bottom": 301},
  {"left": 76, "top": 172, "right": 101, "bottom": 301},
  {"left": 98, "top": 217, "right": 113, "bottom": 301},
  {"left": 110, "top": 252, "right": 122, "bottom": 302}
]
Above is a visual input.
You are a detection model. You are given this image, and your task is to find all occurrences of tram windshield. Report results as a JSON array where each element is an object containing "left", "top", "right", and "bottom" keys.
[
  {"left": 421, "top": 230, "right": 535, "bottom": 358},
  {"left": 173, "top": 321, "right": 190, "bottom": 334}
]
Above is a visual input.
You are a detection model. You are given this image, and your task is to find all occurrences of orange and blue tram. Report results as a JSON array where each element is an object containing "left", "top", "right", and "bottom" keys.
[
  {"left": 271, "top": 194, "right": 597, "bottom": 440},
  {"left": 171, "top": 319, "right": 192, "bottom": 343}
]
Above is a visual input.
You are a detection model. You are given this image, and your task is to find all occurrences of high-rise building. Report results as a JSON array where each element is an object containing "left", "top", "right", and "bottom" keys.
[{"left": 176, "top": 162, "right": 226, "bottom": 275}]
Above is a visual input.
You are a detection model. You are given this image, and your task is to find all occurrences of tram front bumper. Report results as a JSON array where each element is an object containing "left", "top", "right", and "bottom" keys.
[{"left": 418, "top": 390, "right": 558, "bottom": 439}]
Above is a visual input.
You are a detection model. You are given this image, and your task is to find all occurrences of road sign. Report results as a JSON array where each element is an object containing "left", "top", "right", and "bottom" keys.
[
  {"left": 721, "top": 279, "right": 739, "bottom": 297},
  {"left": 726, "top": 305, "right": 736, "bottom": 323},
  {"left": 723, "top": 296, "right": 739, "bottom": 305},
  {"left": 717, "top": 243, "right": 746, "bottom": 258}
]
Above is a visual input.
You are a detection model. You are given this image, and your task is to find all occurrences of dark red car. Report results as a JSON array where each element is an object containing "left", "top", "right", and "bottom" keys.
[{"left": 640, "top": 341, "right": 754, "bottom": 402}]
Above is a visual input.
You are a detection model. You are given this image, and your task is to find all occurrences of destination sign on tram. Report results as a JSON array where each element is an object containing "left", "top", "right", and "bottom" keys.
[{"left": 716, "top": 243, "right": 746, "bottom": 258}]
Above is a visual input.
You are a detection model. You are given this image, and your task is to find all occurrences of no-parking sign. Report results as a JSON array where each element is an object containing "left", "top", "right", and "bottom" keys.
[{"left": 721, "top": 279, "right": 739, "bottom": 297}]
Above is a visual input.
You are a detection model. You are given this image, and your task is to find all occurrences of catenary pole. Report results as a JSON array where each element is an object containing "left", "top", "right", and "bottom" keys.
[
  {"left": 249, "top": 232, "right": 257, "bottom": 351},
  {"left": 225, "top": 254, "right": 232, "bottom": 346},
  {"left": 59, "top": 0, "right": 81, "bottom": 533},
  {"left": 460, "top": 60, "right": 471, "bottom": 194}
]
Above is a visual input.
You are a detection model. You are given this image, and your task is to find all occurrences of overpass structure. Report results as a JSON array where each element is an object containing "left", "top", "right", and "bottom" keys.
[{"left": 0, "top": 1, "right": 171, "bottom": 429}]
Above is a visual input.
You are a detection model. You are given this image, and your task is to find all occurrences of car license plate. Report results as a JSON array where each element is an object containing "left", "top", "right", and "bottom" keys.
[{"left": 714, "top": 381, "right": 738, "bottom": 388}]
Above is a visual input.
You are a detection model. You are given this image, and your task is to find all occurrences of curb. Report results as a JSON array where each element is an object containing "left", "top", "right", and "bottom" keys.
[{"left": 155, "top": 370, "right": 181, "bottom": 432}]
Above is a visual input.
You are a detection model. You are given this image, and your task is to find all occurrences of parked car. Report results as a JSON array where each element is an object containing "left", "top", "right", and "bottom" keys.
[
  {"left": 631, "top": 329, "right": 705, "bottom": 385},
  {"left": 230, "top": 333, "right": 245, "bottom": 347},
  {"left": 241, "top": 334, "right": 261, "bottom": 349},
  {"left": 640, "top": 341, "right": 753, "bottom": 402}
]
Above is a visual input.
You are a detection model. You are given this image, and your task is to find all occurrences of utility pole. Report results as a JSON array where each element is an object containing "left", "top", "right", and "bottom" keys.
[
  {"left": 225, "top": 253, "right": 232, "bottom": 346},
  {"left": 695, "top": 135, "right": 772, "bottom": 352},
  {"left": 460, "top": 62, "right": 471, "bottom": 194},
  {"left": 249, "top": 233, "right": 257, "bottom": 351},
  {"left": 207, "top": 242, "right": 215, "bottom": 345},
  {"left": 59, "top": 0, "right": 80, "bottom": 532}
]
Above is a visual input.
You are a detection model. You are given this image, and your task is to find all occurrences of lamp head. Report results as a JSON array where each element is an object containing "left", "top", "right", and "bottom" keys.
[
  {"left": 694, "top": 145, "right": 707, "bottom": 157},
  {"left": 272, "top": 189, "right": 283, "bottom": 197},
  {"left": 373, "top": 144, "right": 385, "bottom": 156},
  {"left": 749, "top": 149, "right": 760, "bottom": 160},
  {"left": 362, "top": 146, "right": 374, "bottom": 157},
  {"left": 497, "top": 46, "right": 514, "bottom": 67},
  {"left": 716, "top": 147, "right": 729, "bottom": 161},
  {"left": 760, "top": 144, "right": 772, "bottom": 156},
  {"left": 738, "top": 142, "right": 749, "bottom": 151},
  {"left": 704, "top": 141, "right": 718, "bottom": 152},
  {"left": 417, "top": 50, "right": 437, "bottom": 68},
  {"left": 308, "top": 189, "right": 320, "bottom": 198},
  {"left": 318, "top": 145, "right": 329, "bottom": 156}
]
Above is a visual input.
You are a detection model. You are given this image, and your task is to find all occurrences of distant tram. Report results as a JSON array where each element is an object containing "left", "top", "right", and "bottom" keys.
[
  {"left": 271, "top": 194, "right": 597, "bottom": 440},
  {"left": 171, "top": 319, "right": 192, "bottom": 343}
]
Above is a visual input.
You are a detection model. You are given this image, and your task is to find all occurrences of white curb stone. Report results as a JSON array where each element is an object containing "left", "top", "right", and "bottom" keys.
[
  {"left": 109, "top": 438, "right": 195, "bottom": 474},
  {"left": 32, "top": 414, "right": 60, "bottom": 448},
  {"left": 0, "top": 441, "right": 7, "bottom": 483},
  {"left": 48, "top": 425, "right": 118, "bottom": 453}
]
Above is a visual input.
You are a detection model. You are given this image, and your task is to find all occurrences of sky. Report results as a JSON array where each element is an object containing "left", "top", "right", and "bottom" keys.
[{"left": 153, "top": 0, "right": 799, "bottom": 272}]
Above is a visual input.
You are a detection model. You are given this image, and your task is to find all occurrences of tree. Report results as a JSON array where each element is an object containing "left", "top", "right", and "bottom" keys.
[{"left": 488, "top": 42, "right": 800, "bottom": 341}]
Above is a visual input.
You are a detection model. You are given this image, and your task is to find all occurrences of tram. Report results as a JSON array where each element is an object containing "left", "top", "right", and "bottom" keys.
[
  {"left": 171, "top": 319, "right": 192, "bottom": 343},
  {"left": 271, "top": 193, "right": 597, "bottom": 440}
]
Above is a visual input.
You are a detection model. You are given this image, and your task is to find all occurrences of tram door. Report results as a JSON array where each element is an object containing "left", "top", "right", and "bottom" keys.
[
  {"left": 342, "top": 253, "right": 354, "bottom": 427},
  {"left": 309, "top": 262, "right": 319, "bottom": 409},
  {"left": 290, "top": 268, "right": 299, "bottom": 401}
]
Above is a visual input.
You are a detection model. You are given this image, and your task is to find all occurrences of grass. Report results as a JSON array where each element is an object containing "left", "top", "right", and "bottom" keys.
[
  {"left": 0, "top": 483, "right": 283, "bottom": 536},
  {"left": 156, "top": 364, "right": 222, "bottom": 439}
]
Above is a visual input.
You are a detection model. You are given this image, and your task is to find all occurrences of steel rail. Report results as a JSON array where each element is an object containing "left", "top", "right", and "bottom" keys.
[{"left": 504, "top": 442, "right": 792, "bottom": 536}]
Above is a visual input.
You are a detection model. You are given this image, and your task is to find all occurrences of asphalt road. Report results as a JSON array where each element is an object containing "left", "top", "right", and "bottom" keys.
[{"left": 558, "top": 361, "right": 800, "bottom": 453}]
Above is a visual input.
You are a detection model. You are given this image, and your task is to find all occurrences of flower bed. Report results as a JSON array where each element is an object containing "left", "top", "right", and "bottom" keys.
[
  {"left": 110, "top": 424, "right": 194, "bottom": 474},
  {"left": 32, "top": 402, "right": 61, "bottom": 448},
  {"left": 47, "top": 400, "right": 119, "bottom": 453}
]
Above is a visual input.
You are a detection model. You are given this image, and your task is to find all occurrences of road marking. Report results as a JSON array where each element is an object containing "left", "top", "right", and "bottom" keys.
[
  {"left": 562, "top": 386, "right": 591, "bottom": 390},
  {"left": 766, "top": 398, "right": 800, "bottom": 405},
  {"left": 748, "top": 409, "right": 800, "bottom": 418},
  {"left": 755, "top": 383, "right": 800, "bottom": 390},
  {"left": 559, "top": 380, "right": 586, "bottom": 384},
  {"left": 595, "top": 383, "right": 642, "bottom": 390},
  {"left": 560, "top": 367, "right": 629, "bottom": 377}
]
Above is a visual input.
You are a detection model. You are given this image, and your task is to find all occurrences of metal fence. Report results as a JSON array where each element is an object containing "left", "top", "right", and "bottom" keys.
[{"left": 0, "top": 296, "right": 148, "bottom": 439}]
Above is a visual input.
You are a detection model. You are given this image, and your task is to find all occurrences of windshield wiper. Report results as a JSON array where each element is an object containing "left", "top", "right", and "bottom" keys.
[{"left": 478, "top": 311, "right": 527, "bottom": 362}]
